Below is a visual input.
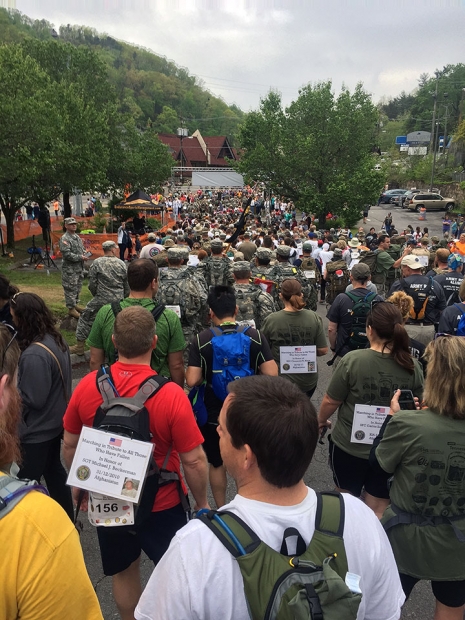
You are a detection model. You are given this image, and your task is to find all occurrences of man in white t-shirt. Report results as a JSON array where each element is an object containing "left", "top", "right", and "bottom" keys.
[{"left": 135, "top": 375, "right": 405, "bottom": 620}]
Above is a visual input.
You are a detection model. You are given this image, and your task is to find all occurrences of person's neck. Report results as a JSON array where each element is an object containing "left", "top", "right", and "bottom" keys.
[
  {"left": 369, "top": 338, "right": 391, "bottom": 353},
  {"left": 117, "top": 353, "right": 152, "bottom": 366},
  {"left": 212, "top": 316, "right": 236, "bottom": 326},
  {"left": 235, "top": 279, "right": 249, "bottom": 285},
  {"left": 283, "top": 302, "right": 300, "bottom": 312},
  {"left": 237, "top": 478, "right": 308, "bottom": 506},
  {"left": 129, "top": 289, "right": 153, "bottom": 300},
  {"left": 352, "top": 281, "right": 367, "bottom": 289}
]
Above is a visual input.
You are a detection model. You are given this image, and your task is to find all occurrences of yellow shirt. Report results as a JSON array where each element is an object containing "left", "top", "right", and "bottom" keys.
[{"left": 1, "top": 478, "right": 103, "bottom": 620}]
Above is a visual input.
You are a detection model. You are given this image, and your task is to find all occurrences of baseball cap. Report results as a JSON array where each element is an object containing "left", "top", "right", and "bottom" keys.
[
  {"left": 232, "top": 261, "right": 251, "bottom": 273},
  {"left": 302, "top": 241, "right": 313, "bottom": 251},
  {"left": 102, "top": 240, "right": 117, "bottom": 250},
  {"left": 351, "top": 263, "right": 370, "bottom": 280},
  {"left": 276, "top": 246, "right": 291, "bottom": 257},
  {"left": 401, "top": 255, "right": 423, "bottom": 269},
  {"left": 332, "top": 248, "right": 343, "bottom": 257},
  {"left": 64, "top": 217, "right": 77, "bottom": 225},
  {"left": 147, "top": 233, "right": 156, "bottom": 241}
]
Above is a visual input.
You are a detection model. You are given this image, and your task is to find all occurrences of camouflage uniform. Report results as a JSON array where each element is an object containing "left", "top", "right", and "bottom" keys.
[
  {"left": 233, "top": 282, "right": 276, "bottom": 329},
  {"left": 199, "top": 240, "right": 234, "bottom": 287},
  {"left": 270, "top": 246, "right": 317, "bottom": 311},
  {"left": 59, "top": 230, "right": 86, "bottom": 309},
  {"left": 75, "top": 254, "right": 129, "bottom": 342},
  {"left": 157, "top": 247, "right": 208, "bottom": 360}
]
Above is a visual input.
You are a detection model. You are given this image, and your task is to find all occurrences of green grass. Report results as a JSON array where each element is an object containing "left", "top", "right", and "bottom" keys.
[{"left": 0, "top": 235, "right": 92, "bottom": 346}]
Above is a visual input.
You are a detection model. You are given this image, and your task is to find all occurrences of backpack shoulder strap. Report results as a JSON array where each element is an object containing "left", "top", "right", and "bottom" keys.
[
  {"left": 152, "top": 303, "right": 166, "bottom": 322},
  {"left": 344, "top": 291, "right": 358, "bottom": 304},
  {"left": 0, "top": 474, "right": 49, "bottom": 519},
  {"left": 314, "top": 492, "right": 345, "bottom": 537},
  {"left": 454, "top": 303, "right": 465, "bottom": 315},
  {"left": 236, "top": 324, "right": 251, "bottom": 335},
  {"left": 210, "top": 326, "right": 223, "bottom": 338},
  {"left": 111, "top": 300, "right": 122, "bottom": 317},
  {"left": 197, "top": 509, "right": 261, "bottom": 558}
]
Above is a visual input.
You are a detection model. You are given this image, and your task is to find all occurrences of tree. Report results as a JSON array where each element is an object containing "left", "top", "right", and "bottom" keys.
[
  {"left": 238, "top": 82, "right": 382, "bottom": 225},
  {"left": 0, "top": 44, "right": 61, "bottom": 247}
]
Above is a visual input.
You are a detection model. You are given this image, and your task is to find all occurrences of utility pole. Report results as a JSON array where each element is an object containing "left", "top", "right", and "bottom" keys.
[
  {"left": 443, "top": 93, "right": 449, "bottom": 167},
  {"left": 429, "top": 71, "right": 440, "bottom": 192}
]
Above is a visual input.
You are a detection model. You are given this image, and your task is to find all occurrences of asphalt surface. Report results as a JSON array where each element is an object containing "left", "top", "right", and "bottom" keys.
[{"left": 71, "top": 204, "right": 447, "bottom": 619}]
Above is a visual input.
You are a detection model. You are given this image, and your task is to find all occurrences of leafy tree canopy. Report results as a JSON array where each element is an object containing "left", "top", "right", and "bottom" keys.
[{"left": 238, "top": 82, "right": 382, "bottom": 226}]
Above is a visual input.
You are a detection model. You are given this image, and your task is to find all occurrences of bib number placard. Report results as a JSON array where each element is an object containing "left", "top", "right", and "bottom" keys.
[
  {"left": 165, "top": 305, "right": 181, "bottom": 318},
  {"left": 304, "top": 270, "right": 316, "bottom": 279},
  {"left": 279, "top": 345, "right": 317, "bottom": 374},
  {"left": 88, "top": 492, "right": 134, "bottom": 527},
  {"left": 351, "top": 404, "right": 389, "bottom": 444}
]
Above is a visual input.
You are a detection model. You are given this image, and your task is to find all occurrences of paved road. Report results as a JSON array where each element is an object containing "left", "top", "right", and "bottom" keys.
[{"left": 72, "top": 205, "right": 448, "bottom": 619}]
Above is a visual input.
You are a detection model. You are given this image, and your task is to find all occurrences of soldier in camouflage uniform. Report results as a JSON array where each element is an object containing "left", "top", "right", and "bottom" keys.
[
  {"left": 198, "top": 239, "right": 234, "bottom": 287},
  {"left": 157, "top": 246, "right": 208, "bottom": 361},
  {"left": 270, "top": 246, "right": 316, "bottom": 311},
  {"left": 70, "top": 240, "right": 129, "bottom": 355},
  {"left": 297, "top": 241, "right": 319, "bottom": 311},
  {"left": 232, "top": 261, "right": 276, "bottom": 329},
  {"left": 250, "top": 247, "right": 275, "bottom": 279},
  {"left": 59, "top": 217, "right": 88, "bottom": 319}
]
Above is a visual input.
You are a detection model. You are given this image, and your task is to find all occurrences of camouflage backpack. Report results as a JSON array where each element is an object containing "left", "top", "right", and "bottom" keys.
[
  {"left": 235, "top": 285, "right": 261, "bottom": 328},
  {"left": 272, "top": 265, "right": 317, "bottom": 312},
  {"left": 299, "top": 257, "right": 319, "bottom": 311},
  {"left": 325, "top": 260, "right": 350, "bottom": 305},
  {"left": 157, "top": 270, "right": 204, "bottom": 326},
  {"left": 203, "top": 256, "right": 232, "bottom": 287}
]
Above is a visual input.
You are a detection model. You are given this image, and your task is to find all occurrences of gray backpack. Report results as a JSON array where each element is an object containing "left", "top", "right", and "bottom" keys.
[{"left": 0, "top": 465, "right": 48, "bottom": 520}]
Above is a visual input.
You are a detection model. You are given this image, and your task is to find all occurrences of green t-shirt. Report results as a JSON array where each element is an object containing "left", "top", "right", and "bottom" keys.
[
  {"left": 327, "top": 349, "right": 424, "bottom": 459},
  {"left": 261, "top": 309, "right": 327, "bottom": 392},
  {"left": 375, "top": 250, "right": 395, "bottom": 275},
  {"left": 376, "top": 409, "right": 465, "bottom": 580},
  {"left": 87, "top": 298, "right": 186, "bottom": 378}
]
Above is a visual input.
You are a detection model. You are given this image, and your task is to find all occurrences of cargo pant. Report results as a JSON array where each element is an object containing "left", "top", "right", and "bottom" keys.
[
  {"left": 75, "top": 297, "right": 107, "bottom": 342},
  {"left": 62, "top": 265, "right": 84, "bottom": 309}
]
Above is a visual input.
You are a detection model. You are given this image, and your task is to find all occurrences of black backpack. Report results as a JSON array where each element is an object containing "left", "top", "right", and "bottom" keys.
[
  {"left": 327, "top": 291, "right": 376, "bottom": 366},
  {"left": 400, "top": 277, "right": 433, "bottom": 321},
  {"left": 81, "top": 365, "right": 189, "bottom": 526}
]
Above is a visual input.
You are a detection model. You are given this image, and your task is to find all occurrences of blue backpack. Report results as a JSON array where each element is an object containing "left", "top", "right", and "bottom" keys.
[
  {"left": 210, "top": 325, "right": 253, "bottom": 401},
  {"left": 454, "top": 304, "right": 465, "bottom": 336}
]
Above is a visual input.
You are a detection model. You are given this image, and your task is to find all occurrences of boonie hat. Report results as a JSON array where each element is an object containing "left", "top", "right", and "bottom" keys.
[
  {"left": 64, "top": 217, "right": 77, "bottom": 225},
  {"left": 332, "top": 248, "right": 343, "bottom": 257},
  {"left": 401, "top": 255, "right": 422, "bottom": 269},
  {"left": 102, "top": 240, "right": 117, "bottom": 250},
  {"left": 163, "top": 238, "right": 175, "bottom": 248},
  {"left": 348, "top": 238, "right": 361, "bottom": 248},
  {"left": 351, "top": 263, "right": 370, "bottom": 280}
]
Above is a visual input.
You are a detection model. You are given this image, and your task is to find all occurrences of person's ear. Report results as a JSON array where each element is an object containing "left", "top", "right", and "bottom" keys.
[
  {"left": 151, "top": 334, "right": 158, "bottom": 350},
  {"left": 0, "top": 374, "right": 9, "bottom": 413}
]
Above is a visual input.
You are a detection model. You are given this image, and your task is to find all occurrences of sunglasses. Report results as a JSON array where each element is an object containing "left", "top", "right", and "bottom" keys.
[
  {"left": 0, "top": 324, "right": 17, "bottom": 371},
  {"left": 370, "top": 299, "right": 387, "bottom": 312}
]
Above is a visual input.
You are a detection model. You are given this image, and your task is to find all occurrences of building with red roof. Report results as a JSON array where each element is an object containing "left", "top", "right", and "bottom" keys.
[{"left": 158, "top": 130, "right": 238, "bottom": 174}]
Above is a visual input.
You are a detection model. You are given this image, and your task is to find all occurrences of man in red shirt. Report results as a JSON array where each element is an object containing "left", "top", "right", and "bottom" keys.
[{"left": 63, "top": 306, "right": 209, "bottom": 620}]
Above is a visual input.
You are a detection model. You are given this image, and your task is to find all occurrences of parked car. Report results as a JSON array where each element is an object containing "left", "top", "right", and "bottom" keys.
[
  {"left": 378, "top": 189, "right": 408, "bottom": 204},
  {"left": 406, "top": 193, "right": 455, "bottom": 212},
  {"left": 400, "top": 189, "right": 421, "bottom": 208},
  {"left": 390, "top": 190, "right": 410, "bottom": 206}
]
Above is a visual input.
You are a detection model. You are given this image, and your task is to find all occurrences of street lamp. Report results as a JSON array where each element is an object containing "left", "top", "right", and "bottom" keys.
[{"left": 177, "top": 127, "right": 188, "bottom": 187}]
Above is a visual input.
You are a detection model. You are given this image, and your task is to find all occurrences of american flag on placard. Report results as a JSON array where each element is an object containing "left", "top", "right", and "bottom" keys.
[
  {"left": 109, "top": 437, "right": 122, "bottom": 447},
  {"left": 376, "top": 408, "right": 386, "bottom": 414},
  {"left": 295, "top": 347, "right": 302, "bottom": 352}
]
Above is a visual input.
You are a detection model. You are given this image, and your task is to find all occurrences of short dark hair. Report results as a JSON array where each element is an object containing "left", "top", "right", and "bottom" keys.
[
  {"left": 226, "top": 376, "right": 318, "bottom": 488},
  {"left": 378, "top": 234, "right": 389, "bottom": 244},
  {"left": 113, "top": 306, "right": 156, "bottom": 358},
  {"left": 207, "top": 286, "right": 236, "bottom": 319},
  {"left": 127, "top": 259, "right": 158, "bottom": 292}
]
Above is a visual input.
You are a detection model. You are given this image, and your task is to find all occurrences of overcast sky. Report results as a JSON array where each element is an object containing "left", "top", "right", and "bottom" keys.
[{"left": 16, "top": 0, "right": 465, "bottom": 112}]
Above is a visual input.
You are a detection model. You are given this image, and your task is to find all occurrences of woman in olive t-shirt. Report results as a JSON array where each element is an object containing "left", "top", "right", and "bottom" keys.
[
  {"left": 317, "top": 302, "right": 424, "bottom": 517},
  {"left": 372, "top": 336, "right": 465, "bottom": 618},
  {"left": 261, "top": 279, "right": 328, "bottom": 398}
]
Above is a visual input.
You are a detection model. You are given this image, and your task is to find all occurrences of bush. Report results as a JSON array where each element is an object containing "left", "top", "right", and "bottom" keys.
[
  {"left": 322, "top": 217, "right": 345, "bottom": 230},
  {"left": 146, "top": 217, "right": 161, "bottom": 230},
  {"left": 85, "top": 212, "right": 109, "bottom": 233}
]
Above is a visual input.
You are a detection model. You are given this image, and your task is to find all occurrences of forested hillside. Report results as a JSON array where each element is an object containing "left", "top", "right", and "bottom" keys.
[{"left": 0, "top": 8, "right": 243, "bottom": 140}]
